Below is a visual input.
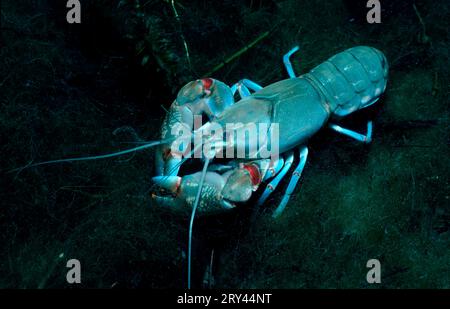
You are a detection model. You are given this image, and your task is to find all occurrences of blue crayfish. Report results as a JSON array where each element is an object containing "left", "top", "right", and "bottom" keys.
[{"left": 152, "top": 46, "right": 389, "bottom": 218}]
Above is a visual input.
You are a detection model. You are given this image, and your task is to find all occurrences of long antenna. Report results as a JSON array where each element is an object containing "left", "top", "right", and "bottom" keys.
[
  {"left": 187, "top": 156, "right": 211, "bottom": 289},
  {"left": 8, "top": 138, "right": 175, "bottom": 173}
]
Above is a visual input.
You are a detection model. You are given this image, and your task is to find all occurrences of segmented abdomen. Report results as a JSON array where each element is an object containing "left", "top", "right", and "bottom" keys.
[{"left": 306, "top": 46, "right": 388, "bottom": 117}]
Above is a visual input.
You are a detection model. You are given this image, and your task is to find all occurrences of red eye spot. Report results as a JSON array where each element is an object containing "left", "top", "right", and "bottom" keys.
[
  {"left": 201, "top": 78, "right": 213, "bottom": 91},
  {"left": 243, "top": 164, "right": 262, "bottom": 186}
]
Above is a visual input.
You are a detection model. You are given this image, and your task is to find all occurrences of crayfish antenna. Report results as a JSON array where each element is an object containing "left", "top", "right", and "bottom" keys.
[
  {"left": 8, "top": 138, "right": 176, "bottom": 173},
  {"left": 187, "top": 156, "right": 211, "bottom": 289}
]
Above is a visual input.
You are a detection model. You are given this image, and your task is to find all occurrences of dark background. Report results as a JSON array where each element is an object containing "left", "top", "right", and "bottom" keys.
[{"left": 0, "top": 0, "right": 448, "bottom": 288}]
